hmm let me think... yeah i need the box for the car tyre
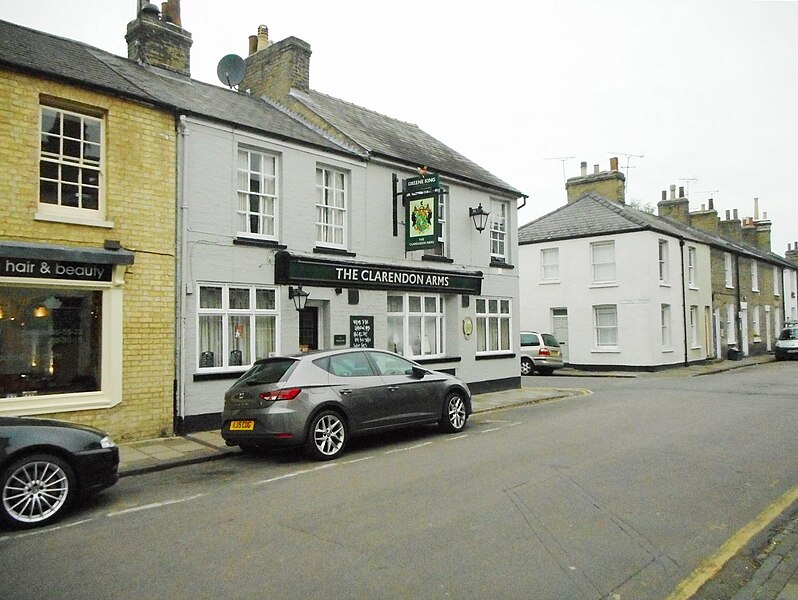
[306,410,347,461]
[520,357,534,376]
[0,453,76,529]
[440,392,468,433]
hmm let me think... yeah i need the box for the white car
[775,321,798,361]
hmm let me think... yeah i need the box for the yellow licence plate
[230,420,255,431]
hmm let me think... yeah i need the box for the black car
[0,416,119,529]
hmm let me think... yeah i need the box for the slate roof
[519,192,794,268]
[291,90,523,197]
[0,19,521,197]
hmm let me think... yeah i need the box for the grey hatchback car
[221,348,471,460]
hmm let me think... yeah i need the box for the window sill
[659,282,671,288]
[591,348,620,353]
[589,282,618,289]
[421,255,454,264]
[414,356,462,365]
[0,391,120,416]
[193,370,248,382]
[540,279,560,285]
[689,286,699,291]
[475,352,516,360]
[313,246,356,257]
[233,237,286,249]
[490,260,514,270]
[35,211,114,229]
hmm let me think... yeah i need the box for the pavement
[116,352,795,600]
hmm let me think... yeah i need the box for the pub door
[298,307,319,351]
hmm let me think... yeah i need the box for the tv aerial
[216,54,246,89]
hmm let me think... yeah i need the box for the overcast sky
[4,0,797,255]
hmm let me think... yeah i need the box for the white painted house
[154,24,525,431]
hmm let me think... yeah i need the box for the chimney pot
[708,198,714,210]
[248,35,258,56]
[725,210,731,220]
[257,25,269,51]
[580,161,587,176]
[763,211,768,220]
[610,156,619,171]
[679,186,685,198]
[733,208,738,220]
[661,190,667,201]
[670,184,676,200]
[593,164,599,175]
[701,204,706,211]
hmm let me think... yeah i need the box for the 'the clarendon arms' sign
[275,251,482,295]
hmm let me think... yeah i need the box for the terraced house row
[0,3,524,440]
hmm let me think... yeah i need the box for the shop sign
[0,256,113,282]
[350,316,374,348]
[404,173,440,251]
[275,251,483,295]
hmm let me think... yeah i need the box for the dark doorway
[299,307,319,351]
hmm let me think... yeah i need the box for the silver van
[520,331,564,375]
[775,321,798,361]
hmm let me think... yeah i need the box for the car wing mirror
[410,366,428,378]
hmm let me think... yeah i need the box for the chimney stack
[565,158,626,204]
[126,0,192,76]
[241,26,312,98]
[657,182,689,223]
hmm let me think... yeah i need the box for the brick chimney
[565,157,625,204]
[688,197,719,234]
[241,25,312,98]
[657,184,689,223]
[786,242,798,267]
[718,208,743,242]
[126,0,192,77]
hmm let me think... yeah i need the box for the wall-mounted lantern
[288,285,309,311]
[469,203,490,233]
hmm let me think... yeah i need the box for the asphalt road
[1,362,796,600]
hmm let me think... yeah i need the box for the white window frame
[593,304,618,349]
[661,304,672,349]
[315,166,347,249]
[540,248,559,282]
[751,260,759,292]
[658,239,670,285]
[0,278,123,416]
[724,252,734,288]
[690,305,700,348]
[386,293,445,359]
[475,297,512,355]
[490,200,508,263]
[424,189,448,258]
[36,104,112,228]
[688,246,697,289]
[237,148,278,241]
[591,241,616,285]
[197,283,279,371]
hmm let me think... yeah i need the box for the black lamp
[469,203,490,233]
[288,285,309,311]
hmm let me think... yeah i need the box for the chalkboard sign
[350,315,374,348]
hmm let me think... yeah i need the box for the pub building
[175,24,527,432]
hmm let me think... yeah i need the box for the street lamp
[469,203,490,233]
[288,285,309,311]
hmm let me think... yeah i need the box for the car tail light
[539,347,551,356]
[259,388,302,401]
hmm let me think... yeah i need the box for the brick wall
[0,69,176,441]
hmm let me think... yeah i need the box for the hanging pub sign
[404,173,440,251]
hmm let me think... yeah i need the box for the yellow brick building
[0,59,176,441]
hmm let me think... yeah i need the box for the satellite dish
[216,54,246,88]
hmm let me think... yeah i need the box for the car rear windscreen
[235,358,297,385]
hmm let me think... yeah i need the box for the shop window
[316,166,347,249]
[475,297,511,355]
[38,104,108,226]
[197,284,278,370]
[237,148,278,240]
[386,293,444,358]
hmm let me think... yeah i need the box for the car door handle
[388,386,399,392]
[339,389,352,395]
